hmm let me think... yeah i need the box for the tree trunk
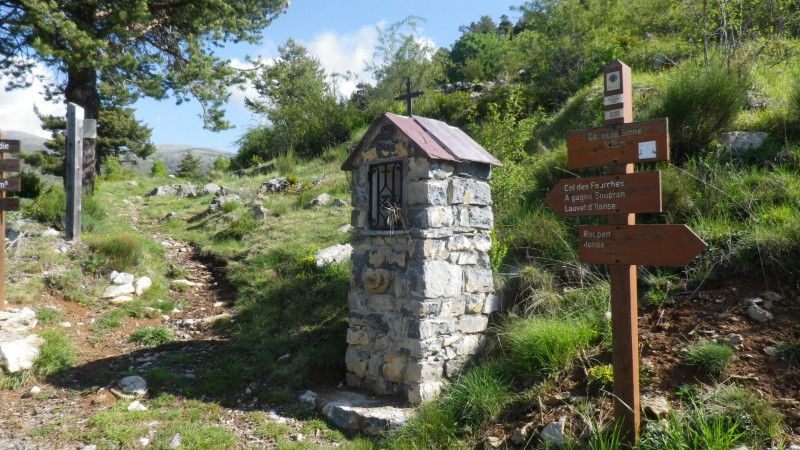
[65,67,99,194]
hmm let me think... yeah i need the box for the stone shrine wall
[346,151,499,404]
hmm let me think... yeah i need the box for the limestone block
[345,347,368,377]
[408,207,453,229]
[445,356,467,378]
[409,228,454,239]
[346,328,371,346]
[447,235,472,252]
[408,157,454,181]
[349,311,389,332]
[367,355,384,378]
[346,372,362,388]
[102,283,135,299]
[410,239,449,261]
[473,233,492,252]
[407,381,445,405]
[355,165,369,186]
[369,295,396,312]
[393,276,408,299]
[452,335,483,356]
[364,376,395,396]
[718,131,767,153]
[405,359,444,383]
[368,249,407,268]
[374,335,392,352]
[440,298,466,317]
[351,209,367,229]
[457,208,470,227]
[408,319,454,340]
[449,179,492,205]
[457,251,479,265]
[401,300,442,317]
[351,186,368,207]
[407,181,448,206]
[348,291,369,311]
[464,268,494,293]
[363,269,393,294]
[394,337,443,359]
[465,294,485,314]
[478,253,491,267]
[468,206,494,229]
[455,163,491,180]
[382,361,405,383]
[409,261,463,298]
[0,334,44,373]
[442,334,462,348]
[457,315,489,334]
[482,294,501,314]
[0,308,38,333]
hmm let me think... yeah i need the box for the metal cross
[394,77,423,116]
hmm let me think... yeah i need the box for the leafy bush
[777,338,800,367]
[101,157,135,181]
[150,159,169,177]
[681,341,734,376]
[645,59,751,163]
[18,170,43,198]
[502,316,595,379]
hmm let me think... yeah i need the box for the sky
[0,1,522,153]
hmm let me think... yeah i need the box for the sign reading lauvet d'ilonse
[546,172,662,217]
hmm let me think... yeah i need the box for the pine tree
[177,152,202,179]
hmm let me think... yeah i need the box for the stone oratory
[341,112,502,404]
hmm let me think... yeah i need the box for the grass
[777,338,800,366]
[86,231,144,272]
[502,316,595,380]
[35,330,78,377]
[681,341,735,377]
[130,326,174,346]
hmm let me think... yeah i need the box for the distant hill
[137,144,232,175]
[3,130,49,153]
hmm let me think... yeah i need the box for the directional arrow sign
[546,172,662,217]
[0,159,20,172]
[567,118,669,169]
[579,224,707,266]
[0,140,21,154]
[0,198,19,211]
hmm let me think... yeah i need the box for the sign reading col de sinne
[567,118,669,169]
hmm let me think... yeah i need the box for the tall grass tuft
[446,362,513,429]
[502,317,595,379]
[35,330,78,377]
[87,232,144,272]
[637,406,745,450]
[681,341,734,377]
[646,58,750,163]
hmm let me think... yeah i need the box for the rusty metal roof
[342,112,502,170]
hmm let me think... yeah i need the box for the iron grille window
[368,161,403,230]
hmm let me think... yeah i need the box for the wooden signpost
[547,60,707,446]
[0,136,22,310]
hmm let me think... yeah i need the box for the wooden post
[66,103,84,241]
[603,60,640,445]
[0,130,6,310]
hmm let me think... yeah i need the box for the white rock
[315,243,352,268]
[40,229,60,237]
[0,334,45,373]
[306,193,331,207]
[109,296,134,305]
[168,433,182,448]
[200,183,221,196]
[102,283,135,299]
[540,417,568,448]
[0,308,38,333]
[127,400,148,411]
[134,276,153,295]
[747,305,773,323]
[213,302,224,308]
[59,322,72,328]
[299,390,317,408]
[724,334,743,348]
[718,131,767,153]
[173,279,203,288]
[119,375,148,396]
[22,385,41,398]
[110,272,135,285]
[139,437,150,446]
[338,224,353,234]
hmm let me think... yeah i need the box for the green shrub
[81,194,108,232]
[35,330,77,377]
[502,316,595,379]
[637,406,745,450]
[87,232,144,272]
[25,187,66,230]
[150,159,169,177]
[645,59,751,163]
[777,338,800,367]
[447,362,513,429]
[681,341,734,376]
[36,307,62,325]
[101,157,134,181]
[275,150,297,176]
[130,327,173,347]
[699,384,783,445]
[18,170,43,199]
[212,156,231,172]
[224,212,257,240]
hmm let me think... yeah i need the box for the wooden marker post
[548,60,707,446]
[603,61,641,445]
[0,133,22,311]
[65,103,84,241]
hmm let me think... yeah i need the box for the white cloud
[308,25,378,96]
[0,64,62,137]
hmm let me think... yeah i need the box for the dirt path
[0,217,337,448]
